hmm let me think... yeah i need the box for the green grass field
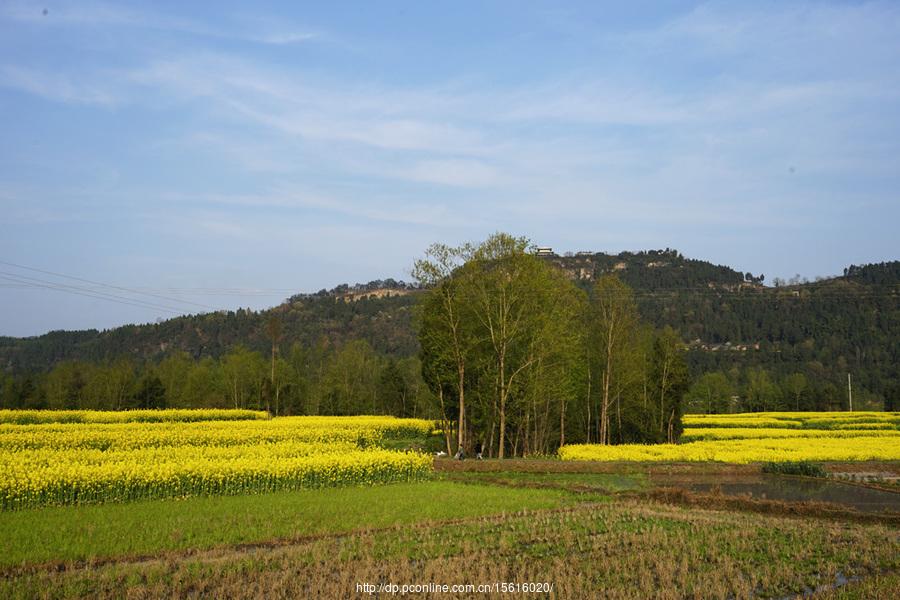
[0,481,577,567]
[2,469,898,599]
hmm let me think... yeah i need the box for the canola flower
[561,411,900,464]
[0,416,434,452]
[0,413,435,510]
[683,411,900,430]
[559,436,900,464]
[0,409,269,425]
[681,428,900,442]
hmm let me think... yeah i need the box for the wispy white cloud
[2,0,899,272]
[155,188,472,229]
[398,159,502,188]
[0,65,118,105]
[158,132,297,174]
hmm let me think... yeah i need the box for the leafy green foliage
[761,461,827,478]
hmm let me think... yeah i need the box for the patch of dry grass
[4,498,897,599]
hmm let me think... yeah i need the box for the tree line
[685,367,896,413]
[3,252,896,416]
[2,234,896,447]
[414,233,689,458]
[0,337,435,419]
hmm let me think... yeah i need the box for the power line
[0,273,184,315]
[0,260,220,311]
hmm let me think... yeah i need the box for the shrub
[761,461,827,478]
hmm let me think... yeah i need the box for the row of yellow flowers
[681,427,900,442]
[559,436,900,464]
[1,442,431,510]
[0,416,435,451]
[561,411,900,464]
[0,413,436,510]
[0,409,269,424]
[683,411,900,430]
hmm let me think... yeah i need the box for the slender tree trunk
[498,351,507,458]
[560,395,566,447]
[270,341,276,414]
[438,387,452,454]
[616,390,623,445]
[659,359,670,436]
[600,321,615,445]
[585,366,591,443]
[488,419,495,458]
[600,366,611,445]
[457,363,465,452]
[523,409,529,457]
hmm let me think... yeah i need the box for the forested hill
[0,284,421,373]
[1,252,898,401]
[546,248,760,290]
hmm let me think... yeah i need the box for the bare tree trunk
[510,426,517,457]
[523,409,530,457]
[498,351,507,458]
[438,387,452,454]
[600,365,611,445]
[488,419,495,458]
[615,390,622,445]
[659,359,670,436]
[270,340,275,415]
[457,363,465,452]
[585,365,591,443]
[541,393,551,454]
[600,319,616,445]
[560,394,566,447]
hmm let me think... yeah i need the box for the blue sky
[1,1,898,337]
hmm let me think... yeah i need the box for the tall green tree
[413,242,475,452]
[265,315,283,414]
[157,352,193,408]
[744,368,781,412]
[221,345,265,409]
[377,359,411,417]
[465,234,556,458]
[650,327,689,443]
[588,275,640,445]
[685,372,733,414]
[184,357,222,408]
[44,361,88,410]
[134,374,166,409]
[321,340,380,415]
[417,233,588,457]
[782,373,809,411]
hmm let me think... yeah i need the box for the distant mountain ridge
[544,248,762,289]
[1,251,897,399]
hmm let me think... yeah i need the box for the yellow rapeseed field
[0,412,435,510]
[683,411,900,430]
[681,428,900,442]
[0,408,269,424]
[560,411,900,464]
